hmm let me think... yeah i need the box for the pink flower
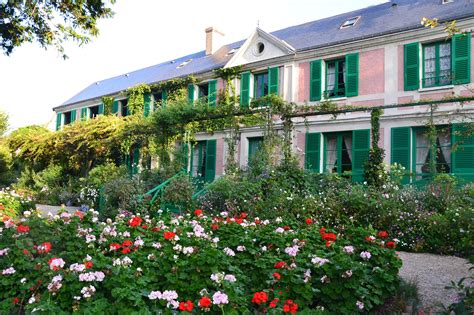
[212,291,229,305]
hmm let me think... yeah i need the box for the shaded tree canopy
[0,0,115,58]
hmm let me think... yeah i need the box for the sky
[0,0,387,131]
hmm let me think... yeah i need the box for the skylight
[340,16,360,29]
[176,59,193,69]
[226,48,238,56]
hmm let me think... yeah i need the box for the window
[190,140,217,187]
[121,99,129,117]
[198,83,209,99]
[325,59,346,98]
[340,16,360,29]
[248,137,264,162]
[177,59,192,69]
[324,132,352,175]
[63,111,72,125]
[154,92,164,109]
[413,127,451,180]
[192,141,207,178]
[254,72,269,98]
[89,105,100,119]
[423,41,452,87]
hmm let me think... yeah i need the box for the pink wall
[398,45,404,92]
[359,48,385,95]
[420,91,454,101]
[298,62,310,102]
[296,132,305,168]
[216,138,224,176]
[350,99,384,107]
[378,128,384,148]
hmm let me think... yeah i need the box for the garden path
[397,251,473,312]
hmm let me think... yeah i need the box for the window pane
[337,61,346,97]
[424,46,436,87]
[326,62,336,97]
[325,134,337,173]
[439,43,451,85]
[436,128,451,173]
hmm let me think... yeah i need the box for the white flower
[343,246,354,254]
[2,267,16,275]
[28,296,36,304]
[275,217,283,223]
[360,251,371,260]
[342,270,353,278]
[223,247,235,257]
[284,245,299,257]
[212,291,229,305]
[211,273,224,283]
[161,290,178,301]
[224,274,236,282]
[49,258,65,270]
[23,211,31,217]
[182,247,194,255]
[0,248,10,256]
[236,245,246,252]
[81,285,96,298]
[134,237,144,247]
[212,237,220,243]
[311,256,330,266]
[356,300,364,310]
[70,263,86,272]
[275,227,285,233]
[148,291,162,300]
[20,278,27,283]
[152,242,162,249]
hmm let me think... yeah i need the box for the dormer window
[340,16,360,29]
[177,59,193,69]
[226,48,238,56]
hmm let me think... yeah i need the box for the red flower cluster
[164,231,176,240]
[36,242,52,254]
[121,240,133,254]
[378,231,389,238]
[128,216,143,227]
[84,261,93,269]
[274,261,286,269]
[12,297,19,305]
[110,243,121,251]
[16,225,30,233]
[320,228,337,247]
[198,296,211,308]
[74,211,85,220]
[273,272,281,280]
[178,300,193,312]
[305,218,313,225]
[269,298,279,308]
[252,291,268,304]
[283,299,298,314]
[386,241,396,249]
[194,209,203,216]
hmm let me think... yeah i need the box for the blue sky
[0,0,387,131]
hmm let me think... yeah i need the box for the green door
[190,140,217,190]
[248,137,264,163]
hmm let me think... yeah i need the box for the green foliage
[101,96,114,116]
[0,110,8,136]
[442,268,474,314]
[0,140,13,187]
[124,83,151,116]
[0,189,34,219]
[153,76,196,102]
[365,109,389,187]
[85,163,128,190]
[0,211,401,313]
[0,0,116,58]
[102,176,144,218]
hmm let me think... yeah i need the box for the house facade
[53,0,474,184]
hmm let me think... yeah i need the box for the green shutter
[208,80,217,107]
[404,42,420,91]
[452,123,474,181]
[70,110,77,123]
[352,129,370,182]
[162,90,168,108]
[144,93,151,117]
[188,84,195,104]
[391,127,411,184]
[305,133,321,172]
[248,137,263,161]
[81,108,88,121]
[309,60,322,101]
[452,33,471,85]
[112,100,119,114]
[98,103,104,115]
[345,53,359,97]
[240,71,251,107]
[205,140,217,182]
[56,113,62,131]
[268,67,279,95]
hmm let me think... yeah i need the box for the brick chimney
[205,27,225,55]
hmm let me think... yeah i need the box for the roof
[58,0,474,109]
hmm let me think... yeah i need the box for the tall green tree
[0,0,115,58]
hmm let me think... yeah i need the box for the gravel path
[397,251,473,312]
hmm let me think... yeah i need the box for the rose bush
[0,209,401,314]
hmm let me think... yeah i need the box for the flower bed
[0,210,401,314]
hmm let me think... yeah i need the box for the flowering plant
[0,209,401,313]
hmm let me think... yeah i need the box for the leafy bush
[85,163,128,190]
[102,176,144,218]
[0,189,35,219]
[0,210,401,314]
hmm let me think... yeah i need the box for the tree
[0,0,115,58]
[0,110,7,136]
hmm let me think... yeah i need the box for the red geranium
[305,218,313,225]
[319,227,326,234]
[283,300,298,314]
[164,231,176,240]
[283,226,290,231]
[16,225,30,233]
[12,297,19,305]
[128,216,143,227]
[84,261,93,269]
[378,231,389,238]
[322,233,337,242]
[194,209,203,216]
[235,218,243,225]
[240,212,247,219]
[269,298,279,308]
[273,272,281,280]
[211,224,219,230]
[121,248,131,254]
[74,211,85,220]
[326,241,332,248]
[110,243,121,251]
[122,240,133,247]
[198,296,212,308]
[252,291,268,304]
[274,261,286,269]
[23,249,29,255]
[255,219,261,225]
[37,242,52,254]
[179,300,194,312]
[386,241,396,249]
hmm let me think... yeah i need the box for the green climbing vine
[124,83,151,116]
[101,96,114,115]
[364,108,388,187]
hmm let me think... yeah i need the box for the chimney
[205,27,225,55]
